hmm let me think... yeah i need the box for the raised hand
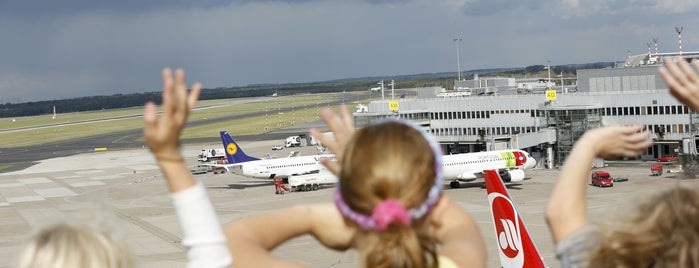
[659,57,699,111]
[310,104,354,175]
[586,125,653,159]
[143,68,201,160]
[143,68,201,192]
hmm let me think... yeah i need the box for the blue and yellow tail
[219,131,260,163]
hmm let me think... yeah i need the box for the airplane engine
[456,173,477,180]
[498,169,525,182]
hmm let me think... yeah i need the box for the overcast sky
[1,0,698,103]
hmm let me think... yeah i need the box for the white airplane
[443,150,536,188]
[217,131,335,180]
[370,86,382,92]
[483,169,547,268]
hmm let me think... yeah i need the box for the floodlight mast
[453,38,462,81]
[378,80,385,101]
[388,80,395,100]
[546,61,552,89]
[676,26,683,57]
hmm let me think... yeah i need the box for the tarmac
[1,139,698,268]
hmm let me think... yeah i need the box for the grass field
[0,92,365,148]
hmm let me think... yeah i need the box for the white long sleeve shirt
[171,181,232,268]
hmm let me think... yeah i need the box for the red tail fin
[483,169,547,268]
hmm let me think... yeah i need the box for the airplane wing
[204,162,241,173]
[484,170,547,268]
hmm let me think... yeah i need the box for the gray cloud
[2,0,699,103]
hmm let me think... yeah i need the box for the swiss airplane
[484,169,547,268]
[443,150,536,188]
[217,131,335,179]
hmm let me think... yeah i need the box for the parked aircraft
[483,169,547,268]
[217,131,335,179]
[370,86,382,92]
[443,150,536,188]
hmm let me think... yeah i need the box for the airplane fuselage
[232,154,335,179]
[442,150,536,181]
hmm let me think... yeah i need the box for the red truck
[591,170,613,187]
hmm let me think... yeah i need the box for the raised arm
[659,57,699,111]
[144,68,201,192]
[545,125,652,244]
[144,68,231,267]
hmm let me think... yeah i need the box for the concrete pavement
[0,140,696,267]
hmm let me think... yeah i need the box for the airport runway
[1,139,697,267]
[0,93,360,173]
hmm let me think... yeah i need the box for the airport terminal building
[353,52,699,168]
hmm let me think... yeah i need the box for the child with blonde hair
[16,222,131,268]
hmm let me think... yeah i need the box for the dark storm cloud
[2,0,699,103]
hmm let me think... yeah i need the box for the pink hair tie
[372,199,411,230]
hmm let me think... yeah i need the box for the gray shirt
[555,226,597,268]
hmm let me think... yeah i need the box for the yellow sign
[389,101,399,111]
[226,143,238,156]
[546,90,557,101]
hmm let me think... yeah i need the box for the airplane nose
[526,157,536,169]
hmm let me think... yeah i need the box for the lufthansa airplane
[216,131,335,180]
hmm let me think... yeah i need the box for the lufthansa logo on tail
[488,192,524,268]
[226,143,237,156]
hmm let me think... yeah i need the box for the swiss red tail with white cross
[484,169,547,268]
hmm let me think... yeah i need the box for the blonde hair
[588,185,699,268]
[16,222,132,268]
[339,121,439,268]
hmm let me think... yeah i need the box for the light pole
[546,61,552,89]
[378,80,385,101]
[558,72,563,91]
[676,26,683,56]
[388,80,395,100]
[453,38,462,81]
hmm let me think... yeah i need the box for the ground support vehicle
[288,172,338,192]
[591,170,613,187]
[651,164,663,176]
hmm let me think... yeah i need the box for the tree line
[0,62,613,118]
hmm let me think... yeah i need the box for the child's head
[335,118,444,267]
[16,222,132,268]
[590,184,699,267]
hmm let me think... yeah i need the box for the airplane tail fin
[484,169,547,268]
[219,131,260,163]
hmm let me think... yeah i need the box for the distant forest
[0,62,614,118]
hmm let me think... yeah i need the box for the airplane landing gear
[450,180,461,189]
